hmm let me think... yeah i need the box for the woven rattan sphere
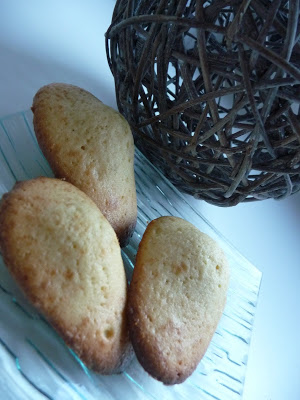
[106,0,300,206]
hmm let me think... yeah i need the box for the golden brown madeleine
[0,177,133,373]
[32,83,137,247]
[127,216,229,384]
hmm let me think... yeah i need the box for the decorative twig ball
[106,0,300,206]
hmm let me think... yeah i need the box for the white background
[0,1,300,399]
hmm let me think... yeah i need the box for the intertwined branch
[106,0,300,206]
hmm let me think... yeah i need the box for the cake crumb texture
[32,83,137,247]
[0,177,133,373]
[127,216,229,384]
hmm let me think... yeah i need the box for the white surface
[0,1,299,399]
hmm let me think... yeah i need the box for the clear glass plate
[0,110,262,400]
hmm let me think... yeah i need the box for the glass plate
[0,110,262,400]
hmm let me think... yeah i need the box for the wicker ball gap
[106,0,300,206]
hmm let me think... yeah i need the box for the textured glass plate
[0,110,262,400]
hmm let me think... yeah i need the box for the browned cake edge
[127,217,228,384]
[31,83,137,248]
[0,178,134,374]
